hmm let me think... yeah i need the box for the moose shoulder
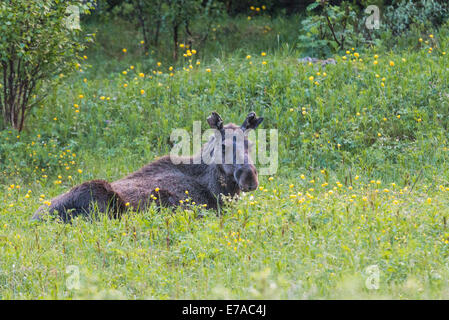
[32,111,263,222]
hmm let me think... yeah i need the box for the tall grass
[1,16,449,299]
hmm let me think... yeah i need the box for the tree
[109,0,223,61]
[167,0,223,61]
[0,0,94,132]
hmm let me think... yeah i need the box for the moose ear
[241,111,263,131]
[207,112,224,130]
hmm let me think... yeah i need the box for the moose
[31,111,263,222]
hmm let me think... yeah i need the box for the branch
[324,13,341,47]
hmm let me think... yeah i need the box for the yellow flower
[354,52,359,58]
[122,48,127,53]
[140,40,145,44]
[78,169,83,173]
[309,76,314,81]
[374,54,379,59]
[139,73,145,78]
[155,187,160,192]
[79,94,84,99]
[157,62,161,67]
[100,96,105,100]
[246,55,251,59]
[140,89,145,95]
[262,61,267,65]
[179,43,185,48]
[206,68,211,72]
[261,52,267,56]
[125,202,130,207]
[389,60,395,67]
[122,71,127,75]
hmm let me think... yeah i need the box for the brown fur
[31,112,263,222]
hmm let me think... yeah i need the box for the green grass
[1,17,449,299]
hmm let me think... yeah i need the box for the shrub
[0,0,94,132]
[383,0,449,36]
[298,0,449,57]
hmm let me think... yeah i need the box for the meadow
[1,15,449,299]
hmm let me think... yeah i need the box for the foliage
[0,0,94,132]
[298,0,362,57]
[383,0,449,36]
[2,6,449,300]
[100,0,224,61]
[298,0,449,56]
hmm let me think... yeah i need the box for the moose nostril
[241,183,257,191]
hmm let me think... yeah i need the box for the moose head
[205,111,264,192]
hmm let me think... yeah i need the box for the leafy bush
[298,0,449,57]
[383,0,448,36]
[298,0,361,57]
[0,0,93,132]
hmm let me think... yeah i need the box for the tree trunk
[136,0,150,53]
[173,23,179,61]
